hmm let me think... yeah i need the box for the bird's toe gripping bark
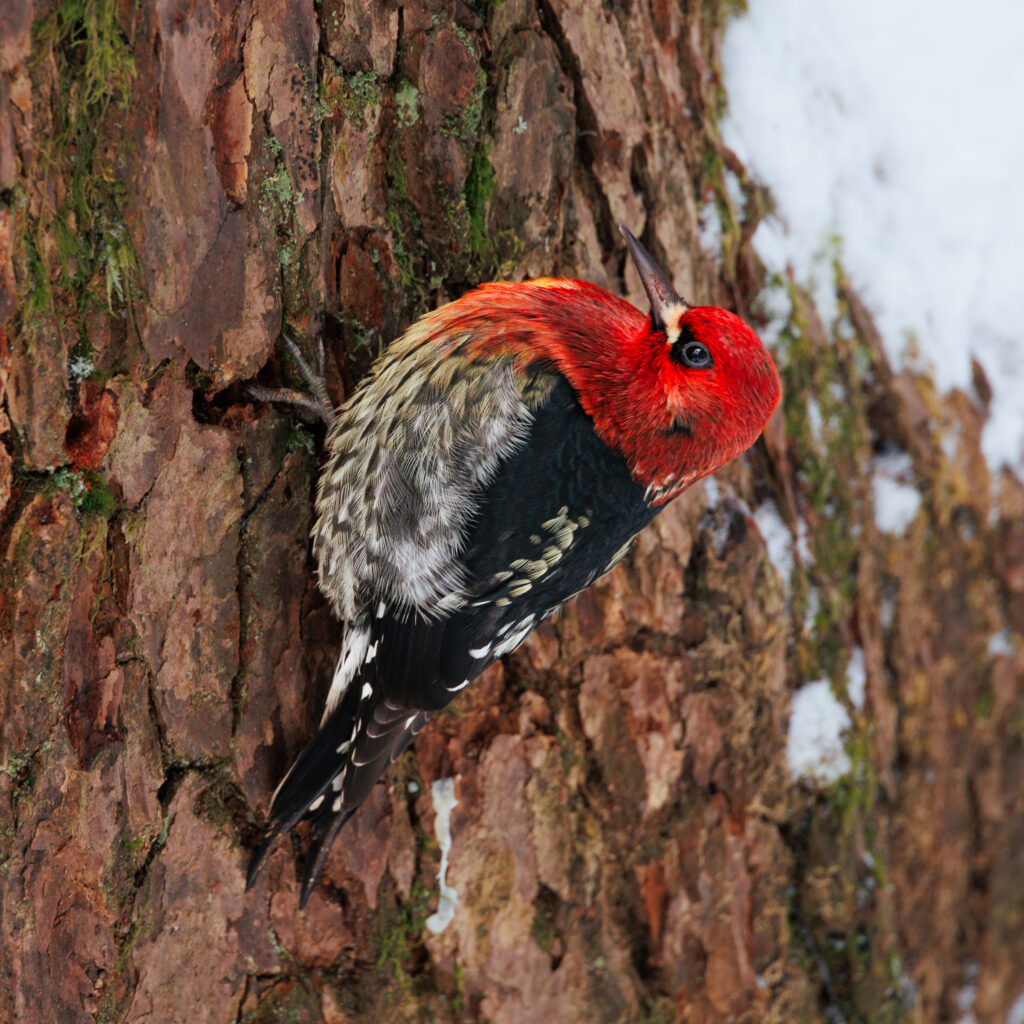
[247,334,336,428]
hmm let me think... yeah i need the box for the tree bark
[2,1,1023,1022]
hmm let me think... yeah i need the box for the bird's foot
[247,334,336,428]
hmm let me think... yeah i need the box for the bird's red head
[431,228,781,504]
[589,230,782,502]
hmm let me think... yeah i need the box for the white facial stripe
[662,302,689,346]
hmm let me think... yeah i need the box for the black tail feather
[246,830,280,891]
[246,678,429,902]
[245,684,363,894]
[299,803,355,907]
[247,604,447,902]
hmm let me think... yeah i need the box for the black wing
[250,375,656,904]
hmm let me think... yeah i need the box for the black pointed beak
[619,224,689,331]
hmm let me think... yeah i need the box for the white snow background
[722,0,1024,471]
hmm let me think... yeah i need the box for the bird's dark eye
[669,324,714,368]
[678,340,713,369]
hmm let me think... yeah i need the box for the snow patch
[872,451,921,534]
[1006,988,1024,1024]
[425,777,460,934]
[703,475,720,507]
[722,0,1024,473]
[801,586,820,636]
[723,167,745,214]
[956,961,980,1024]
[845,647,866,710]
[805,397,824,445]
[754,278,793,350]
[753,500,794,584]
[697,200,723,257]
[795,517,813,565]
[787,680,851,783]
[988,629,1013,659]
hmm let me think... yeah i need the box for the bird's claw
[249,334,336,428]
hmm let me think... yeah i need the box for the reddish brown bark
[2,2,1023,1022]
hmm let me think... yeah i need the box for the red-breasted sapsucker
[249,227,781,904]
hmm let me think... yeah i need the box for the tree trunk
[2,1,1023,1022]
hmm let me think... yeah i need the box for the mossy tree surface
[1,2,1023,1023]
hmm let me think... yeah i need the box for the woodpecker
[248,227,781,905]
